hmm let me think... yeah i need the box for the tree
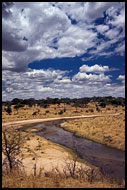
[14,102,25,111]
[11,98,22,105]
[99,102,106,108]
[58,110,64,115]
[5,106,12,115]
[73,102,79,112]
[96,106,100,112]
[2,127,33,172]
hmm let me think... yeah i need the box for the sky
[2,2,125,101]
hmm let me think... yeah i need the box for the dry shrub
[2,159,125,188]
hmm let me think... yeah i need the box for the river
[30,120,125,183]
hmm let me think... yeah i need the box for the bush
[99,102,106,108]
[63,108,66,112]
[96,107,100,112]
[32,112,37,116]
[89,109,94,112]
[14,103,25,110]
[58,110,64,115]
[5,106,12,115]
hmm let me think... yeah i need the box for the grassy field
[2,103,125,188]
[61,113,125,151]
[4,128,124,188]
[2,170,125,188]
[2,103,125,151]
[2,102,124,122]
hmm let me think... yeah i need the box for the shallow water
[32,120,125,183]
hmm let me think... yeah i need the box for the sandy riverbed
[2,113,120,176]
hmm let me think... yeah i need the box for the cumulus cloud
[96,24,109,34]
[72,72,111,83]
[117,75,125,84]
[2,2,14,18]
[2,2,125,72]
[2,28,28,52]
[79,64,110,73]
[2,2,125,100]
[2,65,125,101]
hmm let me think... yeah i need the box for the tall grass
[2,157,125,188]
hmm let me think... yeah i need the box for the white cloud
[72,72,110,83]
[37,86,52,92]
[104,28,121,40]
[79,64,109,73]
[2,2,125,100]
[83,2,117,21]
[96,24,109,33]
[117,75,125,80]
[2,66,125,101]
[106,5,125,28]
[2,2,125,72]
[114,41,125,56]
[117,75,125,84]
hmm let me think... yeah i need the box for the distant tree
[32,111,37,116]
[73,102,79,112]
[99,102,106,108]
[45,110,49,114]
[11,98,22,105]
[96,106,101,112]
[58,110,64,115]
[63,108,66,112]
[41,104,49,109]
[5,106,12,115]
[14,102,24,110]
[89,109,94,112]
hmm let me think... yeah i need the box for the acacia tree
[2,127,32,172]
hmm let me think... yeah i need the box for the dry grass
[2,103,124,123]
[2,103,125,188]
[61,112,125,151]
[2,169,125,188]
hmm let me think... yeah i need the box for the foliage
[5,106,12,115]
[2,96,125,107]
[58,110,64,115]
[2,128,26,171]
[96,106,101,112]
[99,102,106,108]
[32,111,37,116]
[14,102,25,110]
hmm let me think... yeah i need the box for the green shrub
[5,106,12,115]
[89,109,94,112]
[32,112,37,116]
[58,110,64,115]
[96,107,100,112]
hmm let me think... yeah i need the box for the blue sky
[2,2,125,100]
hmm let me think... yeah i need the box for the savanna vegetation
[2,127,125,188]
[61,113,125,151]
[2,96,125,122]
[2,96,125,188]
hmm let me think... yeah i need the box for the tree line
[2,96,125,115]
[2,96,125,107]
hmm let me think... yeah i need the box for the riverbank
[2,124,125,188]
[60,113,125,151]
[2,113,125,188]
[2,112,121,127]
[3,170,124,188]
[3,112,124,151]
